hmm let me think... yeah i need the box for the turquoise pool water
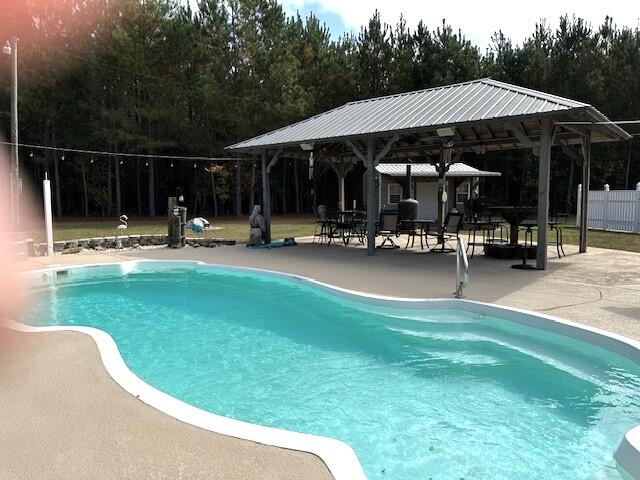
[24,263,640,480]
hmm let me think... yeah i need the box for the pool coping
[13,259,640,480]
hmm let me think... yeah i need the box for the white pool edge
[16,259,640,480]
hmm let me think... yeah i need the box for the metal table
[485,206,538,269]
[400,219,434,250]
[485,206,536,245]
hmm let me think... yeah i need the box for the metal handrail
[455,237,469,299]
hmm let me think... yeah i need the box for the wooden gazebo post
[579,130,592,253]
[536,118,554,270]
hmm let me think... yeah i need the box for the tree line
[1,0,639,219]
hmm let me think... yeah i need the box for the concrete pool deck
[4,240,640,479]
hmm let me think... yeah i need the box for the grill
[398,198,418,223]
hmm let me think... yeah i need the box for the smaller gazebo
[376,162,500,219]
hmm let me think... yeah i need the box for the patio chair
[549,201,570,257]
[475,198,509,245]
[376,204,400,249]
[313,205,331,244]
[428,211,464,252]
[465,218,497,258]
[347,210,367,245]
[518,207,539,249]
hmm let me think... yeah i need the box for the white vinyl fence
[577,183,640,233]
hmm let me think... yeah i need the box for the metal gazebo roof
[229,78,631,269]
[227,78,630,153]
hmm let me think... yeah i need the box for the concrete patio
[4,241,640,480]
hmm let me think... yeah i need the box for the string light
[170,162,174,168]
[29,151,33,157]
[145,160,149,167]
[61,152,65,160]
[0,140,245,163]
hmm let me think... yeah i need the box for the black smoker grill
[398,198,418,223]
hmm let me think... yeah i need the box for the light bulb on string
[145,160,149,167]
[170,162,174,168]
[193,162,197,169]
[29,151,34,158]
[61,152,65,161]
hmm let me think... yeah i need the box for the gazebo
[226,78,630,269]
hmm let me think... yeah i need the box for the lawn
[517,225,640,254]
[33,215,318,244]
[28,215,640,253]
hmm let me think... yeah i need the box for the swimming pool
[21,261,640,480]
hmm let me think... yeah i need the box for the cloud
[280,0,640,48]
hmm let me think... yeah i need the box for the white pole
[43,174,53,256]
[10,37,19,227]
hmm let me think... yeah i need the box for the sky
[278,0,640,49]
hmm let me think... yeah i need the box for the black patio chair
[347,210,367,245]
[313,205,332,244]
[376,204,400,249]
[428,211,464,252]
[549,201,571,257]
[518,206,538,249]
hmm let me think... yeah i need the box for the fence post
[576,184,582,227]
[602,184,610,230]
[635,183,640,233]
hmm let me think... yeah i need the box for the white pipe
[43,174,53,256]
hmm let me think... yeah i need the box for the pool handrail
[455,236,469,299]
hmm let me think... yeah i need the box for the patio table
[400,219,434,250]
[485,206,536,245]
[328,210,366,246]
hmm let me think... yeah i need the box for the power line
[0,141,251,161]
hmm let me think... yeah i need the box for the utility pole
[3,37,19,228]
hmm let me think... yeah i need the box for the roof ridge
[346,78,491,106]
[481,78,589,107]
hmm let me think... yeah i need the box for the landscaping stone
[28,234,233,256]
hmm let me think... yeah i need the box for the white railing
[577,183,640,233]
[455,237,469,299]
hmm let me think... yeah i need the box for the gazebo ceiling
[226,78,630,159]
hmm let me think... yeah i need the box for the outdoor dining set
[313,198,570,263]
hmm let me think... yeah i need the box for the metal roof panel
[227,78,627,150]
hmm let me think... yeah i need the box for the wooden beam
[536,118,553,270]
[559,142,582,165]
[469,126,480,141]
[266,147,283,173]
[261,150,271,244]
[366,137,376,255]
[374,135,400,164]
[346,139,366,163]
[560,124,590,137]
[330,159,356,210]
[506,122,540,156]
[579,131,592,253]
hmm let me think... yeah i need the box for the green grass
[28,215,640,253]
[30,215,318,244]
[524,225,640,253]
